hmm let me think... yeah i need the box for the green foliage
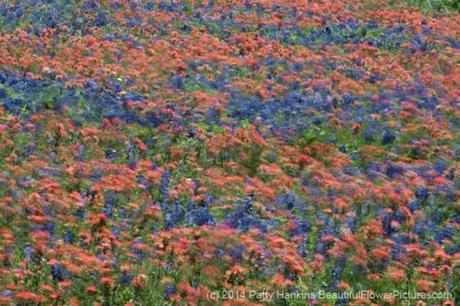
[391,0,460,12]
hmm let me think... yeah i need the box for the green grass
[391,0,460,12]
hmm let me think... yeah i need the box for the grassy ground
[392,0,460,12]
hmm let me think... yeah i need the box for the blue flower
[381,130,396,145]
[51,265,64,281]
[276,192,306,211]
[385,163,405,178]
[23,244,34,260]
[163,203,185,229]
[93,12,107,27]
[185,206,215,226]
[414,218,426,238]
[0,88,7,99]
[64,230,74,244]
[382,212,395,237]
[160,170,171,199]
[170,75,184,89]
[415,185,429,201]
[331,256,346,282]
[346,215,357,233]
[119,271,133,285]
[164,284,176,298]
[103,191,118,218]
[434,160,448,174]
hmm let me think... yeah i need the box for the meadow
[0,0,459,305]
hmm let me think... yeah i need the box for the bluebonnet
[112,227,120,238]
[335,297,349,306]
[362,125,378,142]
[185,201,215,226]
[385,163,405,178]
[0,290,12,299]
[381,130,396,145]
[23,245,34,260]
[445,243,460,256]
[276,192,306,211]
[43,204,53,216]
[331,256,346,283]
[367,162,383,173]
[392,234,410,260]
[21,145,36,158]
[415,185,429,201]
[75,144,85,162]
[225,196,267,232]
[434,160,448,173]
[434,226,454,243]
[414,218,426,239]
[37,167,61,177]
[0,88,7,99]
[382,212,394,237]
[230,215,267,232]
[93,12,107,27]
[127,141,138,168]
[160,170,171,200]
[131,238,149,261]
[136,175,153,193]
[51,264,64,281]
[410,33,429,53]
[417,95,439,110]
[369,72,385,83]
[431,209,445,223]
[343,166,360,176]
[298,244,308,258]
[314,218,337,254]
[346,215,357,233]
[164,284,176,298]
[294,219,312,236]
[64,230,74,244]
[207,107,220,122]
[214,247,225,259]
[230,245,245,261]
[82,0,99,10]
[84,79,98,90]
[170,75,184,89]
[44,222,56,235]
[408,200,421,213]
[103,191,118,218]
[163,203,185,229]
[119,271,133,285]
[394,210,405,223]
[447,37,460,49]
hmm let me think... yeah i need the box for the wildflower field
[0,0,459,305]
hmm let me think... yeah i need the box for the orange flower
[416,279,435,292]
[69,297,80,306]
[15,291,46,304]
[133,274,147,288]
[0,296,12,304]
[178,282,198,301]
[336,281,350,290]
[100,277,113,287]
[85,286,98,294]
[271,273,294,287]
[370,246,391,261]
[387,267,406,282]
[334,198,348,210]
